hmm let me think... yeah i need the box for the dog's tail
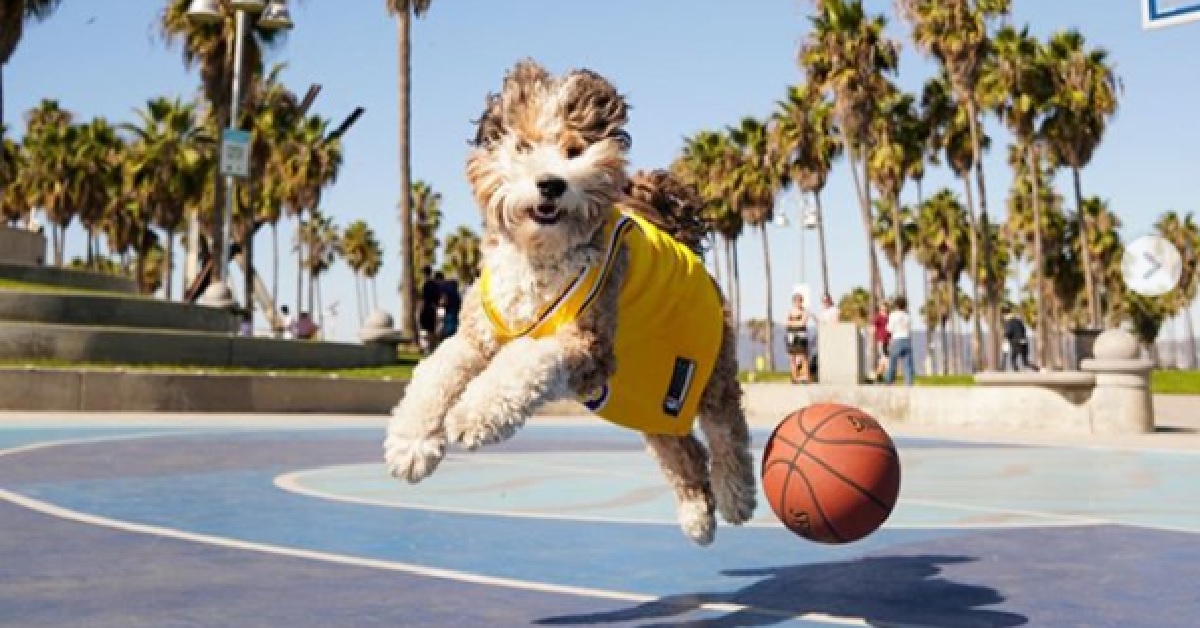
[620,169,709,255]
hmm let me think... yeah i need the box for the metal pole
[220,8,249,284]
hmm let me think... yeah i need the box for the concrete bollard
[358,310,406,346]
[817,322,865,385]
[1081,328,1155,434]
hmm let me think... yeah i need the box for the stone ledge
[0,322,398,369]
[0,262,138,294]
[0,291,238,333]
[0,368,407,414]
[975,371,1096,388]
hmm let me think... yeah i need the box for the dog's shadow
[535,555,1028,627]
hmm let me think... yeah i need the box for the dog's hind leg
[697,322,757,525]
[645,433,717,546]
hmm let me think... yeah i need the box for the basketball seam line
[806,436,898,456]
[774,405,811,539]
[793,458,847,544]
[797,447,893,512]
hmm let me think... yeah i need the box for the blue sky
[9,1,1200,341]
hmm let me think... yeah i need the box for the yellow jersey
[479,207,724,436]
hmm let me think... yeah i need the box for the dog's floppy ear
[471,93,504,147]
[562,68,630,148]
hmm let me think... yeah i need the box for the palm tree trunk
[308,272,316,316]
[396,10,417,341]
[0,66,5,136]
[960,175,985,373]
[890,195,907,298]
[711,234,723,290]
[732,237,742,333]
[295,215,304,315]
[1027,145,1048,371]
[272,222,279,320]
[355,272,364,325]
[723,235,735,309]
[371,276,379,309]
[815,190,832,300]
[924,268,935,372]
[165,231,175,300]
[965,98,1001,372]
[1183,307,1197,369]
[243,223,254,326]
[760,223,776,372]
[1072,166,1101,328]
[841,139,883,368]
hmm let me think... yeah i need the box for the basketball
[761,403,901,544]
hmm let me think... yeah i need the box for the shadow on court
[535,554,1027,628]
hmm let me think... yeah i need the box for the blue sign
[220,128,251,178]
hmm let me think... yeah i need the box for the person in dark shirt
[418,266,442,353]
[872,300,891,381]
[1003,306,1031,371]
[440,277,462,340]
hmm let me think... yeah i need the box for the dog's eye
[565,145,584,159]
[515,138,533,152]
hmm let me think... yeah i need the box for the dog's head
[466,59,631,257]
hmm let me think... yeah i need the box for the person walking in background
[785,292,812,384]
[885,296,915,386]
[872,300,891,382]
[818,293,839,325]
[1003,306,1032,371]
[440,277,462,340]
[277,305,293,339]
[417,266,442,354]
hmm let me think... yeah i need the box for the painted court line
[276,467,1099,531]
[0,488,870,627]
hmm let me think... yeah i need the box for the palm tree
[72,117,126,270]
[160,0,288,282]
[22,98,75,265]
[985,24,1055,367]
[278,113,343,313]
[363,231,384,310]
[1156,212,1200,368]
[728,117,783,371]
[340,219,372,324]
[921,72,991,371]
[125,97,205,298]
[0,129,25,225]
[868,87,926,298]
[411,180,442,275]
[872,200,918,292]
[442,225,481,287]
[1042,29,1122,329]
[770,83,843,299]
[301,211,340,325]
[799,0,898,317]
[0,0,62,132]
[674,130,743,320]
[898,0,1012,370]
[917,188,970,374]
[838,286,873,328]
[384,0,434,342]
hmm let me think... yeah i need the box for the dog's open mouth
[529,203,564,226]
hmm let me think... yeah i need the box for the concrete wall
[0,368,406,414]
[0,322,398,369]
[0,291,238,333]
[0,227,46,265]
[0,262,138,294]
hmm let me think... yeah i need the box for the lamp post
[188,0,293,309]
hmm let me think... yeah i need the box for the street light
[187,0,292,309]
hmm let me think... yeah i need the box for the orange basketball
[761,403,901,544]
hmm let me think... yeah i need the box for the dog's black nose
[536,175,567,200]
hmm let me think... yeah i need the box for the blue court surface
[1,420,1198,627]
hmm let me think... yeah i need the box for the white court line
[0,487,871,627]
[277,467,1098,531]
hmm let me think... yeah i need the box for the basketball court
[2,412,1198,627]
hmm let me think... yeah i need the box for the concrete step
[0,262,138,294]
[0,321,396,370]
[0,290,237,333]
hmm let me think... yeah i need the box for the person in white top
[884,295,915,386]
[818,293,839,325]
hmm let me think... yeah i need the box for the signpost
[1143,0,1200,29]
[220,128,251,179]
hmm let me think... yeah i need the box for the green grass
[0,278,133,297]
[0,358,415,381]
[1150,370,1200,395]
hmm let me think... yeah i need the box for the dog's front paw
[383,432,446,483]
[678,498,716,547]
[444,401,523,450]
